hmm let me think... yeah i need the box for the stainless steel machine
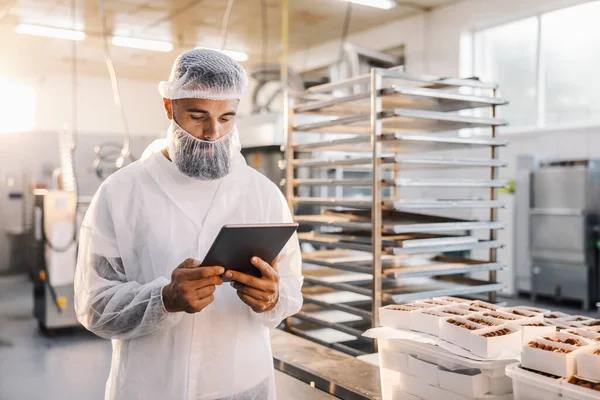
[515,157,600,309]
[31,189,80,333]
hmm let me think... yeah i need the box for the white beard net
[167,120,241,180]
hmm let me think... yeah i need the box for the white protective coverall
[74,142,303,400]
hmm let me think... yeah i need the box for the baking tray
[293,108,507,134]
[295,86,507,115]
[292,178,507,188]
[300,70,498,96]
[298,231,503,255]
[302,275,504,304]
[291,197,506,210]
[302,251,505,279]
[380,276,505,303]
[293,132,508,153]
[294,214,505,234]
[291,155,507,170]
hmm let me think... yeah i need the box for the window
[0,78,36,132]
[473,1,600,129]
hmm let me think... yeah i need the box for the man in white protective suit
[74,48,303,400]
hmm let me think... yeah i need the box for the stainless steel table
[275,370,337,399]
[271,329,382,400]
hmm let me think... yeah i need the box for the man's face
[163,97,240,141]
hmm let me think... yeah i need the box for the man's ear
[163,98,173,120]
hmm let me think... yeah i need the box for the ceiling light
[112,36,173,52]
[15,24,85,41]
[341,0,396,9]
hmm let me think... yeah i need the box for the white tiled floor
[0,275,111,400]
[0,275,336,400]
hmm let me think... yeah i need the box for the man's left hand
[225,257,279,313]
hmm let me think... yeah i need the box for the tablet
[201,223,299,280]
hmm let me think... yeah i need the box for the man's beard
[167,121,237,180]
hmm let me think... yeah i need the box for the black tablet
[201,223,299,280]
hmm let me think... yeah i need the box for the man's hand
[226,257,279,313]
[162,258,224,313]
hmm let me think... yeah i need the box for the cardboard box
[380,366,401,400]
[488,374,513,395]
[544,311,570,320]
[503,307,544,322]
[380,349,409,373]
[556,315,594,327]
[397,371,431,400]
[576,319,600,329]
[512,305,551,315]
[576,347,600,381]
[470,324,522,358]
[433,296,473,305]
[429,385,512,400]
[479,310,527,324]
[437,367,491,397]
[437,306,473,318]
[408,355,439,386]
[410,309,453,336]
[416,299,453,307]
[517,322,557,345]
[391,386,421,400]
[379,304,417,330]
[468,300,504,312]
[505,363,562,400]
[563,328,600,343]
[521,336,587,377]
[465,314,505,328]
[439,316,485,350]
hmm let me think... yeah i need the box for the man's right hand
[162,258,224,313]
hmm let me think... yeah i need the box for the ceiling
[0,0,458,80]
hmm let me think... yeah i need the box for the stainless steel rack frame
[283,68,508,355]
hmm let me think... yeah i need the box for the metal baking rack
[283,68,508,355]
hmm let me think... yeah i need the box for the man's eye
[191,115,205,121]
[220,118,231,123]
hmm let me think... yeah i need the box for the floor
[0,274,597,400]
[0,275,336,400]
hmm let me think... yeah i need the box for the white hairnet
[159,48,248,100]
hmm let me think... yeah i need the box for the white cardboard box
[563,327,600,342]
[468,300,504,312]
[437,367,491,397]
[439,317,485,350]
[503,307,545,322]
[397,371,431,400]
[379,305,417,330]
[380,349,409,373]
[576,319,600,330]
[576,347,600,381]
[556,315,594,327]
[488,374,513,395]
[513,305,551,315]
[470,324,522,358]
[433,296,473,305]
[521,337,587,377]
[408,355,439,386]
[429,385,512,400]
[479,310,527,324]
[505,363,562,400]
[410,309,453,336]
[391,386,421,400]
[517,323,557,345]
[464,314,504,328]
[437,306,473,319]
[417,299,453,307]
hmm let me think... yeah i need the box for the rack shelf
[294,108,507,134]
[293,132,508,153]
[283,67,508,355]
